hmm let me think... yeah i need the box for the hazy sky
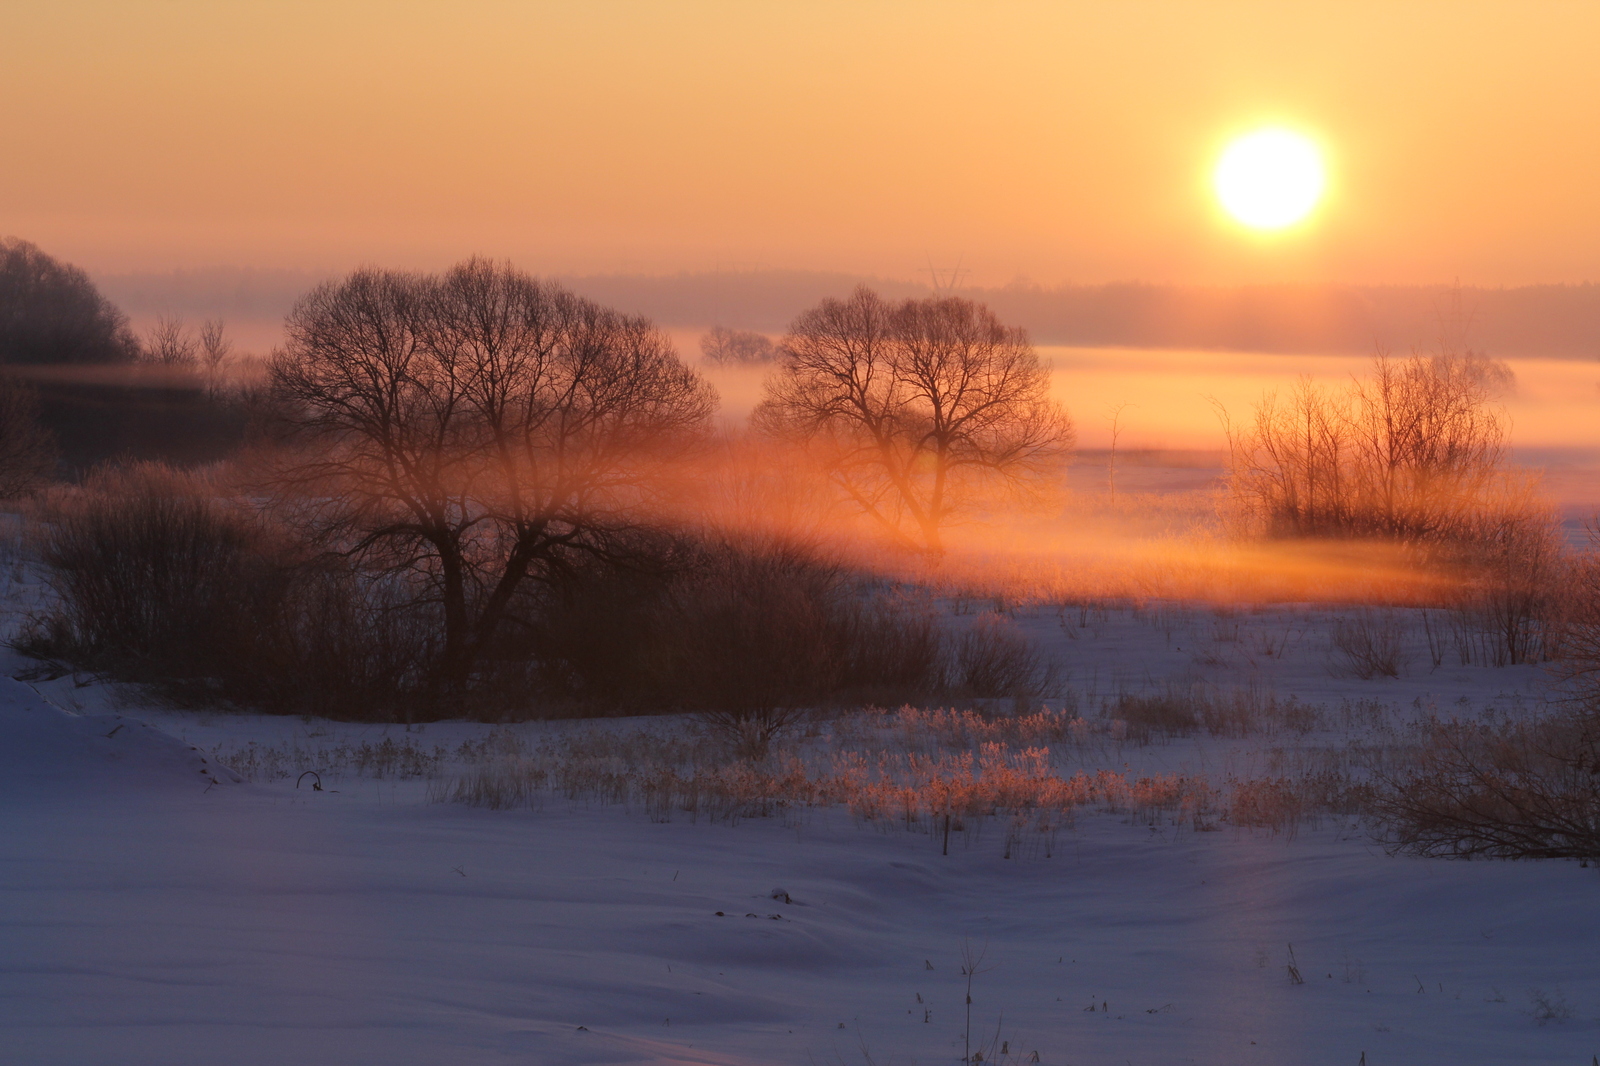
[6,1,1600,285]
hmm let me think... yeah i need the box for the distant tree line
[0,237,258,482]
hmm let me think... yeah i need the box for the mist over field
[6,3,1600,1065]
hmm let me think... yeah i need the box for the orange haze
[5,1,1600,285]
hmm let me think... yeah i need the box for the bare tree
[1347,351,1511,541]
[753,287,1073,554]
[0,375,56,496]
[198,319,232,372]
[699,325,776,365]
[142,314,200,368]
[1225,376,1352,537]
[270,259,717,694]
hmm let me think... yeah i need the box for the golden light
[1213,128,1326,230]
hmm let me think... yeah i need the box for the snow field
[2,603,1597,1065]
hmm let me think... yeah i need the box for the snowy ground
[4,595,1599,1066]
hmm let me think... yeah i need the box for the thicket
[1224,350,1566,664]
[16,462,1052,724]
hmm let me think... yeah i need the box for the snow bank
[0,679,236,796]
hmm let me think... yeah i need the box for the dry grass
[204,679,1551,853]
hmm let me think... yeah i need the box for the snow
[2,602,1598,1065]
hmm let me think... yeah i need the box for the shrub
[18,461,439,719]
[946,612,1051,701]
[21,463,283,683]
[1329,610,1408,679]
[0,375,55,496]
[528,537,954,746]
[1552,547,1600,702]
[1110,691,1200,743]
[1371,710,1600,860]
[1224,351,1515,545]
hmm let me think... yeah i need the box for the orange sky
[6,1,1600,285]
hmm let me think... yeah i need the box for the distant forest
[98,268,1600,358]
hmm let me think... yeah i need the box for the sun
[1213,128,1326,230]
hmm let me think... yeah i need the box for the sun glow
[1213,128,1326,230]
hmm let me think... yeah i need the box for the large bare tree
[270,259,716,692]
[753,287,1073,553]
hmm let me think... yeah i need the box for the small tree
[753,287,1073,554]
[270,259,716,697]
[141,314,200,368]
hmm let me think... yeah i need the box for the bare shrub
[1372,710,1600,860]
[0,375,55,496]
[1217,350,1568,664]
[1526,989,1575,1026]
[529,538,949,743]
[1224,350,1549,558]
[1445,493,1565,666]
[1110,691,1199,743]
[947,612,1050,701]
[20,463,283,683]
[1552,546,1600,702]
[141,314,200,368]
[1110,685,1319,743]
[664,544,852,758]
[18,461,439,719]
[1329,610,1408,679]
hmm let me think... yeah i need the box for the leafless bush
[20,463,283,682]
[1224,350,1530,549]
[529,538,950,745]
[1551,547,1600,703]
[1371,710,1600,860]
[17,461,440,719]
[947,612,1051,701]
[1526,989,1575,1026]
[1444,496,1565,666]
[141,314,200,368]
[666,546,951,756]
[1110,691,1199,743]
[0,375,55,497]
[1110,685,1319,743]
[1329,610,1409,679]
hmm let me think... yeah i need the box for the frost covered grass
[191,681,1443,846]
